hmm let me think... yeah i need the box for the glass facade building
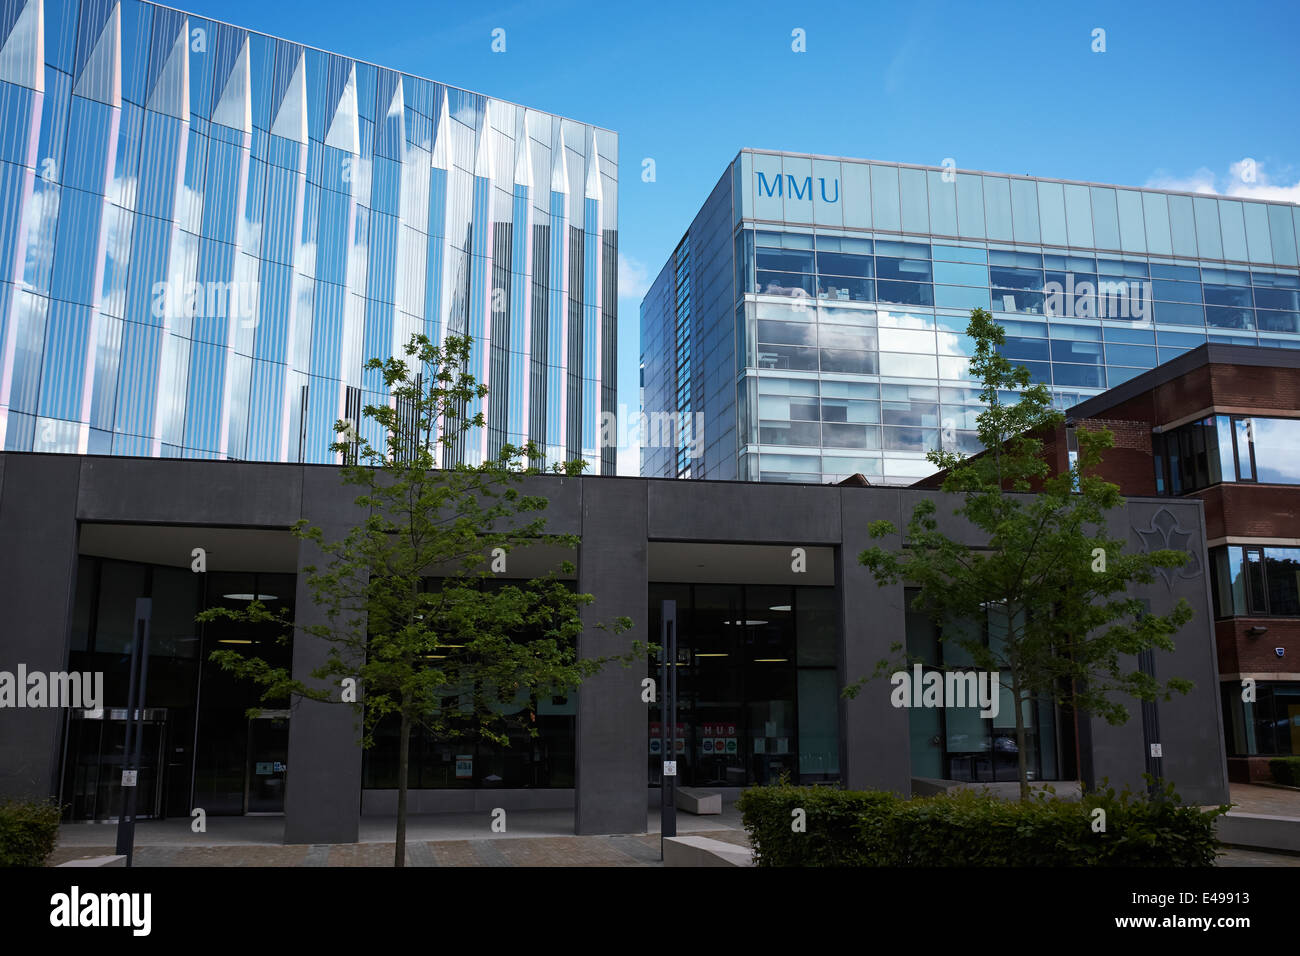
[641,148,1300,485]
[0,0,618,472]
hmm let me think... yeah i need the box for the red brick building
[921,344,1300,782]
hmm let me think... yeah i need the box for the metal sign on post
[659,599,678,859]
[115,598,152,866]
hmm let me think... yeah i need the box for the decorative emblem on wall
[1133,507,1202,589]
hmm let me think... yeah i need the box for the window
[1237,417,1300,484]
[756,271,816,298]
[1222,682,1300,757]
[647,584,840,787]
[903,590,1059,782]
[757,247,814,273]
[757,320,816,346]
[989,265,1043,291]
[1210,545,1300,617]
[1154,416,1232,494]
[1163,415,1300,487]
[1255,286,1300,312]
[760,420,820,446]
[363,577,581,790]
[1153,279,1202,303]
[875,256,932,282]
[817,275,873,302]
[992,289,1045,314]
[933,260,988,286]
[819,349,877,374]
[816,250,873,278]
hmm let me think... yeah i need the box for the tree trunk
[1012,675,1029,802]
[396,706,410,867]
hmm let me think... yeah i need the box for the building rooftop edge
[0,449,1209,505]
[735,147,1299,210]
[1066,344,1300,420]
[146,0,617,135]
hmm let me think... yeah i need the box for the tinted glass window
[757,320,816,346]
[1255,288,1300,311]
[989,265,1043,290]
[1256,311,1300,333]
[998,336,1050,362]
[1204,284,1253,308]
[1205,306,1254,330]
[876,256,932,281]
[932,244,986,264]
[1151,263,1200,281]
[817,251,873,277]
[1153,280,1202,303]
[1153,301,1204,325]
[820,349,877,374]
[875,280,933,306]
[933,260,988,286]
[757,248,814,273]
[1249,418,1300,484]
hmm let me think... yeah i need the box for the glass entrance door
[61,708,167,822]
[244,711,289,814]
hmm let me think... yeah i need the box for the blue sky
[177,0,1300,472]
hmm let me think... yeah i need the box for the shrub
[1269,757,1300,787]
[0,798,62,867]
[738,781,1227,867]
[735,783,899,866]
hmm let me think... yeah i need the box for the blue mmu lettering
[785,175,812,200]
[755,172,840,202]
[755,171,782,197]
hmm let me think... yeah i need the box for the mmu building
[0,451,1227,843]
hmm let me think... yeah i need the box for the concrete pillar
[283,468,364,844]
[575,478,649,834]
[837,488,912,794]
[0,456,81,801]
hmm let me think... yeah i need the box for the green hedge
[735,786,897,866]
[1270,757,1300,787]
[0,799,62,867]
[737,782,1227,867]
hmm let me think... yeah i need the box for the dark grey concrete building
[0,452,1227,844]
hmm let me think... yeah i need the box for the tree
[199,332,648,865]
[850,308,1195,800]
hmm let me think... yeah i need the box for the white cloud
[1144,166,1218,195]
[1224,159,1300,203]
[618,252,651,302]
[1145,160,1300,204]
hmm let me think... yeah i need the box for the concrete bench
[1216,812,1300,853]
[676,787,722,815]
[664,836,752,867]
[56,855,126,867]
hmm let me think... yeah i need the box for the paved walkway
[46,786,1300,867]
[49,807,751,867]
[1226,782,1300,815]
[48,831,753,867]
